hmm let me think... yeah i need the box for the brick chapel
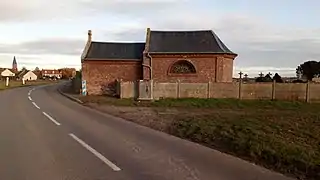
[81,28,237,95]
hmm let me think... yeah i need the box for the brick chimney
[88,30,92,42]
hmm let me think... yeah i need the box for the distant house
[20,70,38,81]
[41,69,62,79]
[312,77,320,83]
[58,68,77,79]
[1,69,15,79]
[16,68,28,80]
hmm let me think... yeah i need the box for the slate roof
[85,42,145,60]
[16,69,28,77]
[148,30,236,55]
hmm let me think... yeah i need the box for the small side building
[81,30,145,95]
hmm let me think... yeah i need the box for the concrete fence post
[306,81,310,103]
[118,79,123,99]
[177,80,181,98]
[238,79,242,99]
[272,80,276,100]
[207,81,211,98]
[150,79,154,100]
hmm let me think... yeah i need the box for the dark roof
[148,30,236,54]
[85,42,145,60]
[1,68,16,73]
[16,69,28,77]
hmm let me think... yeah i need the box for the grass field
[76,96,320,180]
[0,80,58,90]
[165,99,320,180]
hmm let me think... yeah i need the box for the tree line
[13,66,76,80]
[296,60,320,80]
[240,60,318,83]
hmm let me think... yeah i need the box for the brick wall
[150,54,235,83]
[82,60,142,95]
[119,81,320,102]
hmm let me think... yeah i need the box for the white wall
[1,69,15,77]
[23,71,37,81]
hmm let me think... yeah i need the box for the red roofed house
[81,28,237,96]
[41,69,62,79]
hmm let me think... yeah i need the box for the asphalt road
[0,83,296,180]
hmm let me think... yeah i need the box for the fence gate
[138,80,153,100]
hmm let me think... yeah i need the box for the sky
[0,0,319,77]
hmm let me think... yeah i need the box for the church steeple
[12,56,18,72]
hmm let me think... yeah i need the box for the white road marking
[28,89,33,96]
[42,112,61,126]
[32,102,40,109]
[28,96,32,101]
[69,133,121,171]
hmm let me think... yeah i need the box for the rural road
[0,83,296,180]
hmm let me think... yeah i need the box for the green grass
[168,104,320,180]
[151,98,308,109]
[80,96,320,111]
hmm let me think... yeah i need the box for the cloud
[96,13,320,76]
[0,0,184,22]
[0,0,319,77]
[0,54,80,70]
[0,39,85,55]
[233,66,297,78]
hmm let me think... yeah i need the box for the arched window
[169,60,196,74]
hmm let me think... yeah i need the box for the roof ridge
[210,30,236,54]
[150,30,211,33]
[85,40,145,60]
[91,41,145,44]
[210,30,227,52]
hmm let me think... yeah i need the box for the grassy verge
[79,95,136,106]
[0,80,58,90]
[77,96,320,179]
[79,96,320,111]
[170,112,320,180]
